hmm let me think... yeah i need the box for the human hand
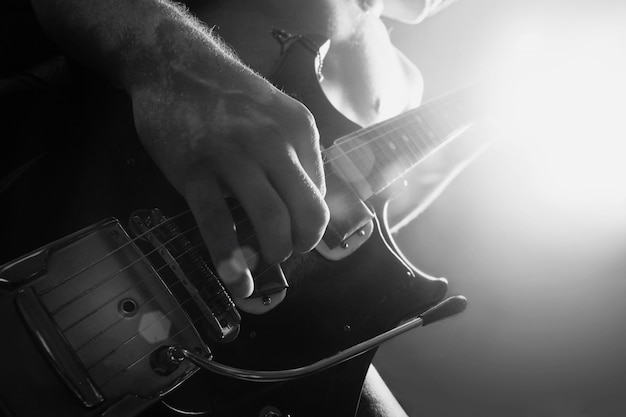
[27,0,328,310]
[129,66,329,308]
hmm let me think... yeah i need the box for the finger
[223,165,294,264]
[268,149,329,253]
[290,105,327,196]
[184,176,254,299]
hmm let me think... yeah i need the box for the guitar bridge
[1,218,208,409]
[129,209,241,343]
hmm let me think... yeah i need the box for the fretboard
[325,88,477,200]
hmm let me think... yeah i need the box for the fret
[369,128,406,182]
[424,101,449,140]
[366,125,413,193]
[439,105,458,137]
[388,126,415,172]
[366,146,399,194]
[405,118,432,156]
[339,135,374,178]
[327,137,376,199]
[398,132,424,165]
[394,119,426,166]
[382,118,414,163]
[325,87,478,199]
[347,132,390,194]
[398,114,428,161]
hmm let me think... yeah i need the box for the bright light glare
[489,29,626,213]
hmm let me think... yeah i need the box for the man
[10,0,457,415]
[26,0,454,306]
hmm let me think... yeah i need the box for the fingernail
[216,248,252,285]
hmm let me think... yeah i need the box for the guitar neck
[326,88,476,200]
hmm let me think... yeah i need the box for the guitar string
[60,98,469,376]
[37,208,194,296]
[73,223,292,377]
[326,96,468,194]
[83,122,463,384]
[54,212,264,321]
[63,102,463,327]
[70,110,450,370]
[43,92,463,300]
[329,97,467,200]
[44,92,466,354]
[88,241,310,387]
[72,248,287,386]
[48,93,464,318]
[93,309,214,390]
[51,96,466,342]
[328,90,463,162]
[62,221,274,338]
[70,272,218,356]
[68,99,467,360]
[85,294,192,375]
[323,93,464,165]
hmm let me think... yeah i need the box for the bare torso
[193,0,424,127]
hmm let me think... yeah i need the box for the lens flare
[488,29,626,213]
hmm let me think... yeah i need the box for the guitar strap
[270,28,326,82]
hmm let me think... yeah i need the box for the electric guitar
[0,36,478,417]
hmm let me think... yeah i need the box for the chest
[319,17,424,126]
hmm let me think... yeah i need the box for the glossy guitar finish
[0,37,453,417]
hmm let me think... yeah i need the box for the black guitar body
[0,37,447,417]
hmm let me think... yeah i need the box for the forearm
[29,0,250,93]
